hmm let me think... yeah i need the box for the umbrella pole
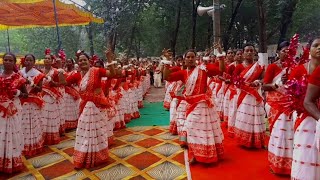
[52,0,62,50]
[7,29,10,52]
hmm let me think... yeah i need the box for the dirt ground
[144,85,165,103]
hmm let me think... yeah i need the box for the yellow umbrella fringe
[55,0,104,24]
[0,22,92,30]
[3,0,45,3]
[0,0,104,30]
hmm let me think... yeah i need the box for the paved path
[144,85,165,103]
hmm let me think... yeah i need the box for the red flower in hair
[45,48,51,55]
[91,54,99,62]
[76,50,84,57]
[58,49,66,61]
[89,54,99,66]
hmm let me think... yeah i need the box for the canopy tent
[3,0,46,3]
[0,0,104,52]
[0,0,103,30]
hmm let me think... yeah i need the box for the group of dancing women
[163,39,320,179]
[0,49,151,173]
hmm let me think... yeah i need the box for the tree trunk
[256,0,267,53]
[127,25,136,58]
[222,0,243,50]
[191,0,201,49]
[213,0,221,44]
[87,22,94,56]
[111,31,117,53]
[207,17,213,49]
[107,28,116,52]
[170,0,182,58]
[277,0,298,48]
[136,38,141,61]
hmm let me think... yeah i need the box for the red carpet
[189,127,290,180]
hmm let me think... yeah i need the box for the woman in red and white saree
[164,50,225,164]
[168,83,184,135]
[214,50,234,123]
[291,39,320,180]
[222,50,238,124]
[164,63,182,110]
[140,66,150,97]
[94,59,116,146]
[19,54,45,157]
[227,63,244,137]
[41,51,64,145]
[167,66,184,135]
[127,69,140,119]
[233,45,266,148]
[64,58,80,130]
[68,51,115,169]
[225,50,243,137]
[164,80,177,110]
[111,67,126,129]
[154,65,162,88]
[135,67,144,109]
[53,53,68,135]
[119,68,131,123]
[263,42,294,175]
[303,65,320,180]
[0,53,27,173]
[110,77,126,130]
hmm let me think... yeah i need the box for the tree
[222,0,243,50]
[1,0,320,58]
[192,0,201,49]
[170,0,183,58]
[256,0,267,52]
[277,0,298,47]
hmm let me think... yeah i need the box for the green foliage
[1,0,319,57]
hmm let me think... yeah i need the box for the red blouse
[226,64,235,75]
[309,66,320,87]
[170,66,182,73]
[263,63,282,84]
[66,68,110,112]
[67,68,108,87]
[168,64,220,95]
[0,73,26,100]
[233,64,245,77]
[44,68,60,86]
[168,64,220,83]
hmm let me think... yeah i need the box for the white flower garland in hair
[203,56,210,61]
[216,52,226,58]
[106,61,117,66]
[160,60,172,65]
[57,68,65,74]
[45,76,52,83]
[199,64,207,71]
[14,90,21,97]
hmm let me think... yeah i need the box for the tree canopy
[0,0,319,59]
